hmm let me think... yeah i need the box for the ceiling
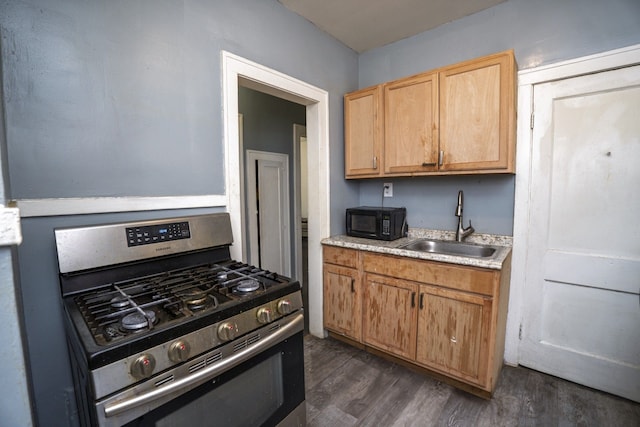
[279,0,506,53]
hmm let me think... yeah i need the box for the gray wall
[356,0,640,236]
[238,86,306,275]
[0,0,357,201]
[0,0,357,425]
[0,29,34,427]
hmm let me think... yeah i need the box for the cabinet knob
[450,336,457,343]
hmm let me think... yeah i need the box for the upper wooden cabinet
[384,72,439,174]
[344,85,383,178]
[345,50,516,178]
[439,51,516,172]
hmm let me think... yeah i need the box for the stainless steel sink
[399,239,497,258]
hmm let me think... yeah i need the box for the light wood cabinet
[416,285,492,386]
[439,51,516,172]
[363,274,418,360]
[322,247,362,341]
[323,244,511,397]
[344,85,383,178]
[361,251,508,392]
[384,72,438,174]
[345,50,516,178]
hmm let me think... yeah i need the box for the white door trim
[506,43,640,365]
[222,51,330,338]
[293,123,306,285]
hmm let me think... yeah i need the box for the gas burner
[110,295,130,309]
[121,310,156,331]
[182,290,219,312]
[235,279,260,293]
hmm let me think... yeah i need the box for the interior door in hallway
[519,64,640,402]
[246,150,291,276]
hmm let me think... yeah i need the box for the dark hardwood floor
[303,335,640,426]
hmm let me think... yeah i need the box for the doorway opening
[222,51,329,338]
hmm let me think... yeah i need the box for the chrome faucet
[455,190,474,242]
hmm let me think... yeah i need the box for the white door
[246,150,291,276]
[519,64,640,402]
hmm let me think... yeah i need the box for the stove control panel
[126,221,191,247]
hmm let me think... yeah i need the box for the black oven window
[123,332,305,427]
[151,354,283,427]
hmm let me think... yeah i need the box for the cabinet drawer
[363,252,497,296]
[323,246,359,268]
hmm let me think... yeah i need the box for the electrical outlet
[383,182,393,197]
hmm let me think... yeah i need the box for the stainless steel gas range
[55,213,305,427]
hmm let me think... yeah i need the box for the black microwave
[346,207,407,241]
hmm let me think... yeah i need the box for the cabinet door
[323,264,362,341]
[344,86,382,178]
[363,274,418,360]
[439,50,515,172]
[384,72,439,174]
[416,285,492,387]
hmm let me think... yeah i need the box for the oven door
[99,314,305,427]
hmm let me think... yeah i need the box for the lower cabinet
[363,274,417,360]
[323,245,511,397]
[323,246,362,342]
[416,285,492,387]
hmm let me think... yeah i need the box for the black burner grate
[74,261,285,346]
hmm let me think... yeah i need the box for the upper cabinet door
[344,85,383,178]
[439,51,516,172]
[384,72,439,174]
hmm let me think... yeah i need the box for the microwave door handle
[102,314,304,419]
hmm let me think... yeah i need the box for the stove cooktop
[71,260,291,347]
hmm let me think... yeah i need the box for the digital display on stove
[126,221,190,247]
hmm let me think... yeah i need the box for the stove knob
[217,322,238,341]
[277,299,292,315]
[168,340,191,363]
[130,354,156,380]
[256,307,272,324]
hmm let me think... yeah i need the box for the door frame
[222,51,330,338]
[293,124,307,289]
[245,150,291,276]
[506,43,640,365]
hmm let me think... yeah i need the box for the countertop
[321,229,512,270]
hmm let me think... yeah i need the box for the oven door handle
[103,313,304,419]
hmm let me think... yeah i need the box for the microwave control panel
[381,215,390,236]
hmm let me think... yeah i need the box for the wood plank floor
[303,335,640,426]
